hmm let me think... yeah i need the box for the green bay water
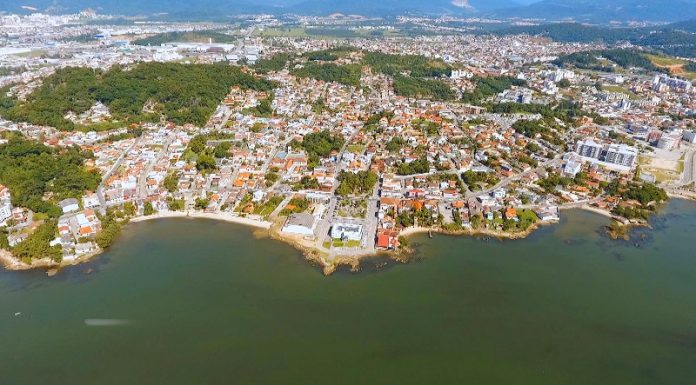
[1,200,696,385]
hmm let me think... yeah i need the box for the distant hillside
[7,0,696,23]
[133,31,237,46]
[7,0,518,17]
[491,20,696,58]
[491,0,696,23]
[6,0,286,15]
[290,0,519,16]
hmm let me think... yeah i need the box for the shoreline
[0,210,272,273]
[128,210,272,229]
[0,202,672,275]
[399,220,550,240]
[562,204,614,219]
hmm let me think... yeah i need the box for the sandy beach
[565,204,614,219]
[129,210,272,229]
[0,210,272,272]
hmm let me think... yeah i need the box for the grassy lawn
[253,197,284,217]
[347,144,364,154]
[330,239,360,248]
[14,49,48,58]
[645,54,686,67]
[642,167,679,183]
[645,54,696,79]
[638,155,652,166]
[331,239,344,247]
[677,154,686,174]
[517,209,539,223]
[346,240,361,248]
[602,85,639,100]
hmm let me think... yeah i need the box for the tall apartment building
[576,139,603,159]
[575,139,638,172]
[604,144,638,167]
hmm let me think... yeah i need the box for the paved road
[679,148,696,186]
[138,130,178,200]
[97,136,143,212]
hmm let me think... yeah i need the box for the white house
[281,213,316,236]
[330,223,363,241]
[59,198,80,214]
[82,193,101,209]
[0,184,12,224]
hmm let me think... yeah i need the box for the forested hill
[491,21,696,58]
[491,0,696,23]
[132,31,237,46]
[0,62,275,131]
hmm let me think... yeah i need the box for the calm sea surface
[1,200,696,385]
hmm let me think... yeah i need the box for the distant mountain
[490,19,696,58]
[4,0,289,15]
[491,0,696,23]
[5,0,518,16]
[290,0,520,16]
[6,0,696,23]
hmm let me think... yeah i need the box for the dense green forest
[461,76,527,104]
[133,31,236,46]
[11,220,62,262]
[254,53,292,73]
[392,75,455,100]
[0,135,100,217]
[396,156,430,175]
[553,49,662,72]
[336,170,379,196]
[461,170,500,191]
[493,22,696,58]
[363,52,451,78]
[290,130,345,168]
[303,47,356,62]
[0,63,274,131]
[490,100,602,125]
[291,62,361,87]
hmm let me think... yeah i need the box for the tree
[461,76,527,104]
[557,78,571,88]
[163,172,179,193]
[0,136,100,218]
[335,171,379,196]
[168,199,185,211]
[195,198,210,210]
[291,62,361,87]
[265,172,279,187]
[143,202,156,216]
[95,210,124,250]
[396,157,430,176]
[196,153,217,172]
[11,220,62,262]
[397,211,413,227]
[122,202,136,216]
[290,130,345,166]
[293,176,320,191]
[214,142,231,158]
[1,63,275,131]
